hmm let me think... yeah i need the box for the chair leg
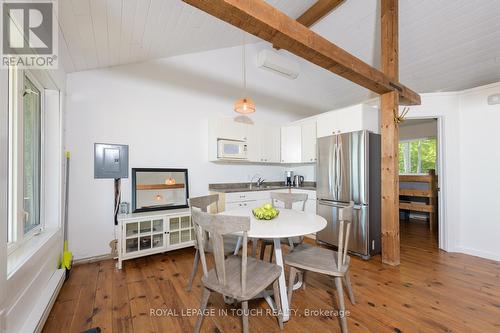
[273,280,284,330]
[234,236,242,255]
[343,272,356,304]
[187,249,199,291]
[260,241,267,260]
[252,238,257,257]
[194,287,211,333]
[287,267,298,307]
[301,271,307,290]
[242,301,249,333]
[269,243,274,262]
[334,277,348,333]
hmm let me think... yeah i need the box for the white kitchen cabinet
[218,117,248,141]
[225,201,254,210]
[247,124,281,163]
[316,104,379,138]
[208,118,249,161]
[281,126,302,163]
[217,189,317,217]
[246,124,261,162]
[300,120,317,163]
[316,111,339,138]
[260,125,281,163]
[209,119,280,163]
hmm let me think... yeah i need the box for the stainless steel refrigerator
[316,130,381,259]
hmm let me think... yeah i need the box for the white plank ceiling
[58,0,316,72]
[57,0,500,113]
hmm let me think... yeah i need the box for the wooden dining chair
[259,192,309,262]
[192,209,284,333]
[187,194,239,291]
[284,202,356,333]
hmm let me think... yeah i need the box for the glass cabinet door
[126,238,138,253]
[126,223,139,237]
[140,236,152,250]
[170,217,180,231]
[180,216,191,229]
[152,234,163,248]
[124,217,165,255]
[140,221,151,234]
[152,219,163,232]
[170,231,180,245]
[181,229,191,243]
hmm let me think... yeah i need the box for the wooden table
[221,208,327,321]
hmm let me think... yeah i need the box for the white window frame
[7,68,45,254]
[399,137,435,175]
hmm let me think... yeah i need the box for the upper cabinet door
[336,105,363,133]
[261,125,281,163]
[281,126,301,163]
[301,120,317,163]
[219,118,248,141]
[316,104,380,137]
[246,124,261,162]
[316,111,339,138]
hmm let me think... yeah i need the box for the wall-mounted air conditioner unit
[257,49,300,79]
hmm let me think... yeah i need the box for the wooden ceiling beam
[181,0,420,106]
[296,0,345,27]
[273,0,344,49]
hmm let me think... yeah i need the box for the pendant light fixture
[234,35,255,114]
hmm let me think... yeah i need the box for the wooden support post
[380,92,400,265]
[381,0,400,265]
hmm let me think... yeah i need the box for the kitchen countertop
[209,181,316,193]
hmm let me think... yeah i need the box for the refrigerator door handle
[329,139,335,195]
[332,136,338,196]
[337,135,343,195]
[318,200,362,210]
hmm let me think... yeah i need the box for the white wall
[404,83,500,261]
[65,48,301,259]
[456,83,500,260]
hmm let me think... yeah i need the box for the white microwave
[217,139,248,160]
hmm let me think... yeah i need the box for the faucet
[249,174,265,189]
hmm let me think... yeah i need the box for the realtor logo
[1,0,58,69]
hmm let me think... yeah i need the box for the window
[22,77,42,234]
[399,138,436,174]
[8,69,44,247]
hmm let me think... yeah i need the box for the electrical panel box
[94,143,129,179]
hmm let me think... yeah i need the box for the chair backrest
[189,194,219,213]
[191,209,250,293]
[270,192,308,211]
[337,201,354,270]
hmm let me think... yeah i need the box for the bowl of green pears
[252,203,279,220]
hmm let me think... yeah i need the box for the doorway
[398,118,440,249]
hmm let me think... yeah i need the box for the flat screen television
[131,168,189,213]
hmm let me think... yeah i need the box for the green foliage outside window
[399,138,436,174]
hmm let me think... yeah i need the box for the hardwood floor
[43,222,500,333]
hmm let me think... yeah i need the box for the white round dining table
[220,208,327,322]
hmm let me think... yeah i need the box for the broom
[62,151,73,278]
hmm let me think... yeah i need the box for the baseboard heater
[22,269,65,333]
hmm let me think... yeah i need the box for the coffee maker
[285,170,293,187]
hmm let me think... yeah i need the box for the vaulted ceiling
[58,0,500,113]
[58,0,316,72]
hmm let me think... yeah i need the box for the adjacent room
[1,1,500,333]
